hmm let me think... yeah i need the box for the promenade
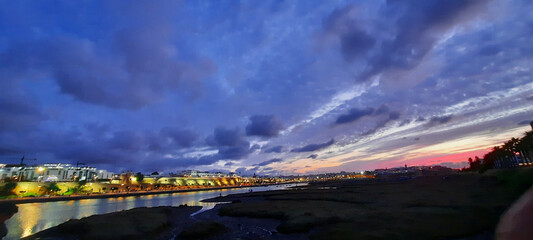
[0,182,295,204]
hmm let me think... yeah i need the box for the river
[5,183,304,239]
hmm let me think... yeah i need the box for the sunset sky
[1,0,532,175]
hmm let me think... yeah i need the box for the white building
[0,163,114,182]
[180,170,229,178]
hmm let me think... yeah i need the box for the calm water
[5,184,304,239]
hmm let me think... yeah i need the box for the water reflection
[5,184,303,239]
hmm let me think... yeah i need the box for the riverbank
[23,205,201,240]
[20,168,533,239]
[188,168,533,239]
[0,182,297,204]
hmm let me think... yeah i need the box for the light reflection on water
[5,184,303,239]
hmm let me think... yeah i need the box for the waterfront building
[179,170,229,178]
[0,163,114,182]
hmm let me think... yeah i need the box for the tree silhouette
[68,180,88,194]
[0,181,17,196]
[480,130,532,169]
[135,172,144,183]
[44,182,61,195]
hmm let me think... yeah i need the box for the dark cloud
[0,95,46,131]
[308,154,318,159]
[206,127,242,147]
[160,127,197,148]
[526,96,533,101]
[335,104,399,126]
[388,111,400,120]
[398,119,411,127]
[234,167,260,176]
[323,0,486,83]
[263,145,283,153]
[361,110,401,136]
[224,161,235,167]
[250,144,261,152]
[374,105,390,116]
[0,2,215,110]
[291,139,335,152]
[479,44,501,56]
[204,126,253,162]
[245,115,284,137]
[335,107,374,125]
[108,131,145,151]
[425,115,453,127]
[339,29,376,62]
[217,142,252,160]
[517,120,533,126]
[254,158,283,166]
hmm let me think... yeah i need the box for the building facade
[0,163,114,182]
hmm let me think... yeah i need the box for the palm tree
[518,131,533,164]
[44,182,61,195]
[68,181,88,195]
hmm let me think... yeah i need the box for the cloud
[234,167,260,176]
[335,107,374,125]
[245,115,284,137]
[291,139,335,152]
[322,0,487,85]
[479,44,501,56]
[254,158,282,166]
[425,115,453,127]
[1,0,532,175]
[0,2,216,109]
[206,127,242,147]
[518,120,532,126]
[108,131,145,151]
[160,127,198,148]
[388,111,400,121]
[0,95,46,131]
[361,111,401,136]
[263,145,283,153]
[204,126,253,161]
[224,161,235,167]
[335,104,399,127]
[339,29,376,62]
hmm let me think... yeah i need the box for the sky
[1,0,533,175]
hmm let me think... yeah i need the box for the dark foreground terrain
[24,167,533,240]
[23,205,201,240]
[197,168,533,240]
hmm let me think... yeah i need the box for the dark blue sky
[1,0,532,175]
